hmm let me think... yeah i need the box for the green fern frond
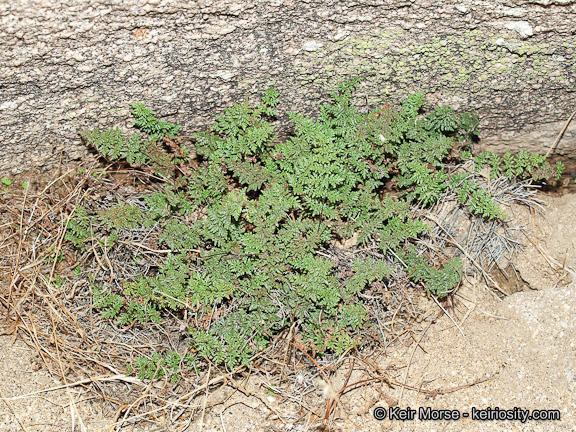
[130,102,181,142]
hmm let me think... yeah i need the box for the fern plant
[475,149,563,181]
[71,79,563,372]
[449,173,506,219]
[80,103,186,175]
[128,351,197,382]
[130,102,181,142]
[64,206,93,251]
[402,246,463,297]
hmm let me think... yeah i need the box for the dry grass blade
[545,109,576,158]
[521,230,576,279]
[8,375,145,401]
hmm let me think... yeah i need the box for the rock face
[1,0,575,175]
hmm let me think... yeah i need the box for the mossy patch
[297,27,574,103]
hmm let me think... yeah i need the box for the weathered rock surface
[1,0,575,174]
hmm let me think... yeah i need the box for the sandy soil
[1,192,575,432]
